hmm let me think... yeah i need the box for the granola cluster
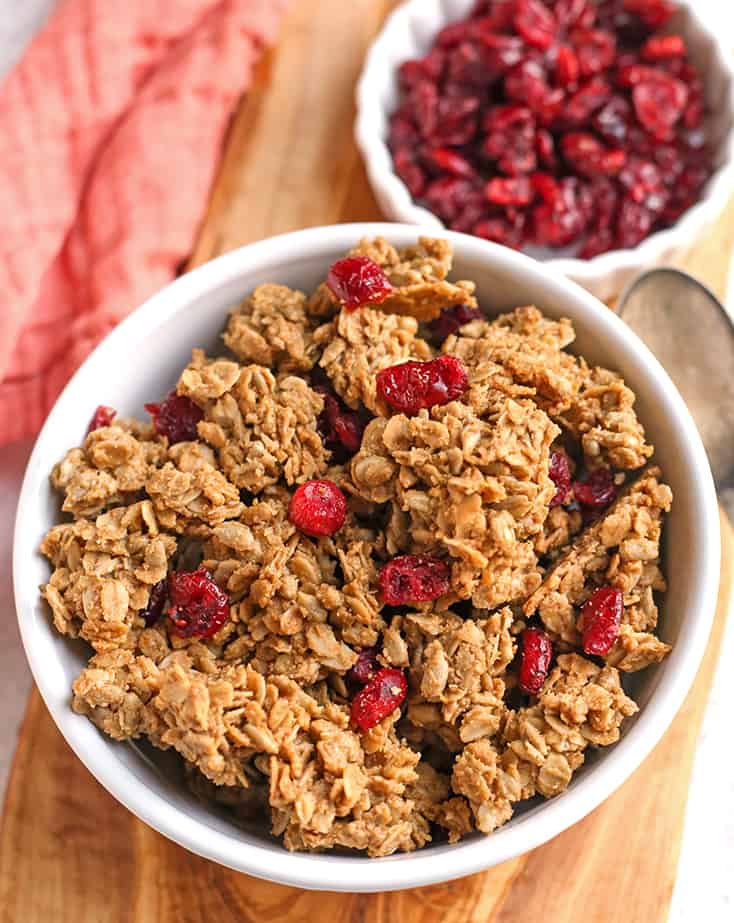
[40,237,671,857]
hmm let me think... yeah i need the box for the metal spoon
[617,268,734,518]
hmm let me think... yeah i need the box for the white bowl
[355,0,734,302]
[14,223,720,892]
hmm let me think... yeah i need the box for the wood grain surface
[2,1,733,920]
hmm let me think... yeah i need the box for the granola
[40,236,672,857]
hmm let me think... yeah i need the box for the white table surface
[0,1,732,919]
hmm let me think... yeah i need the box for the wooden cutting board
[2,2,734,920]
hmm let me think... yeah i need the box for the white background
[0,1,731,918]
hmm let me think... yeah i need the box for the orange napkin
[0,0,289,445]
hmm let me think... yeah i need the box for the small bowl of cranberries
[356,0,734,300]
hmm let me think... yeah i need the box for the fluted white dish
[355,0,734,300]
[14,224,719,891]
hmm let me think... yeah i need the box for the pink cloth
[0,0,289,445]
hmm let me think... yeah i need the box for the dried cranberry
[426,147,476,179]
[574,467,617,510]
[570,29,616,77]
[87,405,116,433]
[167,568,230,639]
[326,257,392,311]
[288,479,347,537]
[423,177,483,224]
[535,129,557,169]
[514,0,557,50]
[429,304,483,343]
[473,215,525,249]
[376,355,468,414]
[379,554,450,605]
[477,33,525,73]
[486,176,534,205]
[145,392,203,444]
[562,133,626,177]
[140,580,167,628]
[566,77,612,123]
[519,627,553,694]
[554,0,596,29]
[632,75,688,140]
[549,450,572,507]
[532,172,560,204]
[315,388,365,459]
[593,95,632,144]
[579,228,615,258]
[556,46,580,87]
[624,0,676,29]
[642,34,686,60]
[350,668,408,731]
[394,147,427,198]
[505,59,551,114]
[482,104,537,175]
[432,94,481,146]
[348,646,381,685]
[581,586,624,656]
[616,198,655,248]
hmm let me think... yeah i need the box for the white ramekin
[355,1,734,301]
[14,224,720,891]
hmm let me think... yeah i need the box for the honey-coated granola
[40,237,671,857]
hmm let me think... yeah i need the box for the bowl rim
[13,222,720,892]
[354,0,734,284]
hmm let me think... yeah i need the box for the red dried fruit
[483,104,537,176]
[140,580,167,628]
[432,94,481,146]
[88,405,116,433]
[570,29,616,77]
[394,147,427,198]
[167,568,229,639]
[556,46,580,87]
[562,133,626,177]
[624,0,676,29]
[426,147,476,179]
[326,257,392,311]
[145,392,203,444]
[616,197,655,247]
[387,0,711,257]
[315,388,365,459]
[486,175,534,206]
[549,450,572,507]
[473,215,525,249]
[423,177,483,224]
[505,59,551,114]
[593,95,632,144]
[350,668,408,731]
[379,554,450,605]
[376,355,468,414]
[519,627,553,694]
[477,33,525,73]
[535,129,557,169]
[288,479,347,537]
[618,156,664,205]
[566,77,612,123]
[574,467,617,510]
[348,646,381,685]
[581,586,624,656]
[579,228,615,259]
[632,75,688,140]
[642,34,686,60]
[514,0,557,50]
[429,304,483,343]
[531,172,560,204]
